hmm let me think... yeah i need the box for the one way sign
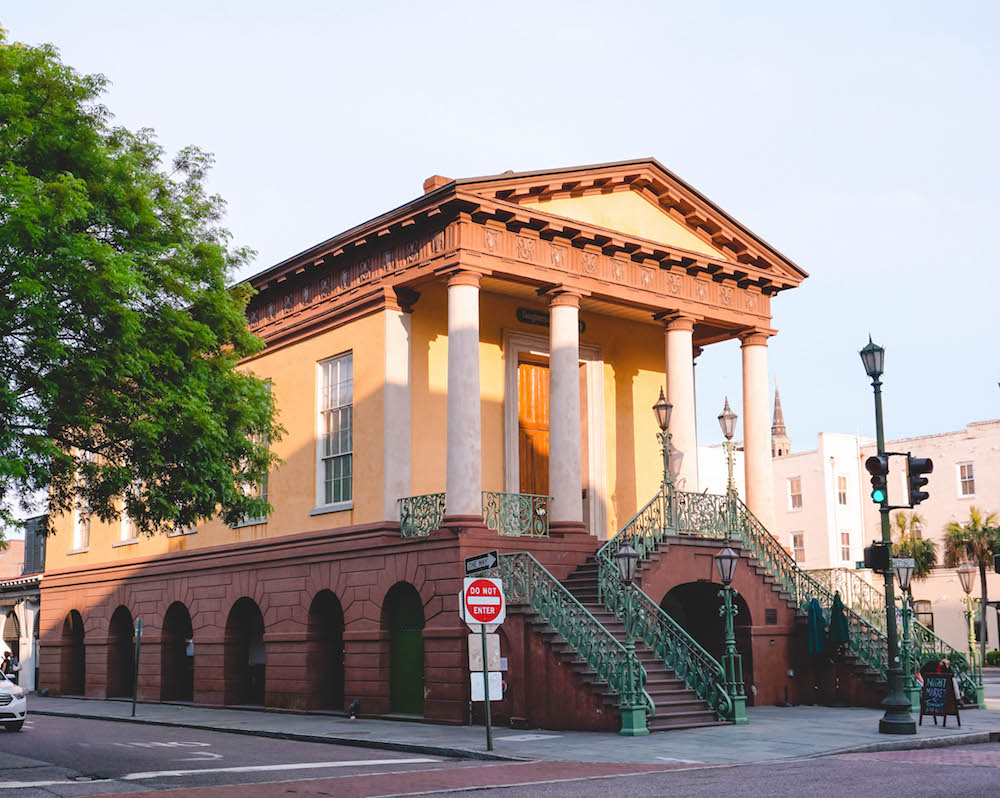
[465,550,498,576]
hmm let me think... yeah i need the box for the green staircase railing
[596,490,738,723]
[810,567,982,705]
[487,552,654,733]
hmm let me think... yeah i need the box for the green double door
[390,629,424,715]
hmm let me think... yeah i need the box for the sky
[5,0,999,458]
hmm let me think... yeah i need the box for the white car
[0,671,26,731]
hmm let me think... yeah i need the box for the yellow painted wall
[46,311,387,570]
[47,287,672,569]
[523,190,725,259]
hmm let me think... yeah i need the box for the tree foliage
[0,31,281,536]
[891,511,936,581]
[943,506,1000,663]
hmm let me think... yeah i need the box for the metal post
[480,624,492,751]
[131,618,142,718]
[871,378,916,734]
[719,585,748,724]
[658,430,673,530]
[618,587,649,736]
[900,591,920,712]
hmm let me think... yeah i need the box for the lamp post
[715,546,748,724]
[615,542,649,736]
[893,558,920,712]
[957,561,986,706]
[859,337,915,734]
[717,398,738,497]
[653,388,674,529]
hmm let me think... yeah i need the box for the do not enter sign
[462,577,506,626]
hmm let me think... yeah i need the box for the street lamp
[893,558,919,711]
[615,543,649,736]
[957,560,978,669]
[859,336,916,735]
[653,388,673,500]
[714,546,748,724]
[717,398,738,497]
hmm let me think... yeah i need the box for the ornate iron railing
[487,552,653,729]
[399,492,446,538]
[809,568,887,630]
[482,491,551,537]
[595,489,737,722]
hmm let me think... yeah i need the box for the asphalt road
[0,715,476,796]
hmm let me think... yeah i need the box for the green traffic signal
[871,488,886,502]
[865,454,889,505]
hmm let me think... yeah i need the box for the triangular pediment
[454,159,806,282]
[520,189,726,259]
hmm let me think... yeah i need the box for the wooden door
[518,360,549,496]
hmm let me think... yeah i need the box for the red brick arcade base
[38,524,882,730]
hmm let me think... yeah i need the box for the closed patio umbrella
[828,592,850,646]
[807,598,827,655]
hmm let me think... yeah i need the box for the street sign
[465,550,499,576]
[471,671,503,702]
[468,633,501,671]
[461,577,506,626]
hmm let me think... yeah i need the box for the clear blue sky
[5,1,998,452]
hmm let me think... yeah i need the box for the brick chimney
[423,175,453,194]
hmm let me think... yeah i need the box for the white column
[446,271,483,517]
[548,291,583,527]
[665,316,698,492]
[741,331,776,531]
[383,308,411,521]
[19,600,38,691]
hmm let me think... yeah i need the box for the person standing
[1,651,22,685]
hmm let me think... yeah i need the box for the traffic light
[865,454,889,504]
[907,456,933,506]
[863,541,892,573]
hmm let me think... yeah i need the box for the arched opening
[307,590,345,711]
[107,605,135,698]
[381,582,425,716]
[224,597,265,706]
[661,581,755,704]
[161,602,194,703]
[3,611,20,660]
[61,610,86,695]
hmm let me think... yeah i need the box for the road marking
[657,756,704,764]
[120,757,439,780]
[0,758,439,790]
[174,750,223,762]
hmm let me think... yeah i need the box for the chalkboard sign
[919,674,960,727]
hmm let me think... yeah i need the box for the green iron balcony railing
[399,492,446,537]
[485,551,653,734]
[482,491,551,537]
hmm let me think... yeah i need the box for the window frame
[837,475,848,506]
[792,532,805,563]
[788,476,803,511]
[913,600,934,631]
[957,461,975,498]
[840,530,851,562]
[313,352,354,515]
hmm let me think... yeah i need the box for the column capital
[445,269,484,289]
[739,328,776,348]
[663,314,697,333]
[548,290,582,309]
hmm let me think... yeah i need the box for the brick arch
[106,604,136,699]
[380,580,426,716]
[59,608,87,696]
[161,600,194,702]
[91,585,143,641]
[306,588,345,711]
[223,596,266,706]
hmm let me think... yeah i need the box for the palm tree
[892,511,936,581]
[943,506,1000,664]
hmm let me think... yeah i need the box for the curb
[30,710,524,763]
[804,730,1000,759]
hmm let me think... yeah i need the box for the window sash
[837,476,847,505]
[789,478,802,509]
[319,355,353,506]
[959,463,975,496]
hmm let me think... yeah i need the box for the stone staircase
[558,556,728,732]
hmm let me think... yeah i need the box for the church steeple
[771,379,791,457]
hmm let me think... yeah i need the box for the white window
[840,530,851,561]
[318,353,353,509]
[958,462,975,497]
[837,475,848,506]
[120,504,135,542]
[792,532,805,563]
[788,477,803,510]
[72,452,94,551]
[235,386,271,528]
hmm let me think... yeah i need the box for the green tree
[943,507,1000,664]
[892,511,936,582]
[1,32,281,538]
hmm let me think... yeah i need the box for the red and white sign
[461,577,506,626]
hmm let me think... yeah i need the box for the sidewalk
[28,696,1000,765]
